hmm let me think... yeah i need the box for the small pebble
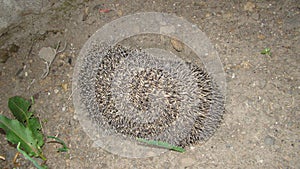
[257,34,266,40]
[244,2,255,12]
[61,83,68,91]
[117,10,123,16]
[231,73,236,79]
[39,47,56,63]
[252,13,259,20]
[54,89,59,94]
[171,38,184,52]
[226,144,233,149]
[264,135,275,145]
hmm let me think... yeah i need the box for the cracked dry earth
[0,0,299,168]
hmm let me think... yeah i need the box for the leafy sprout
[261,48,271,56]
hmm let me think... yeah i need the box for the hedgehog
[77,42,224,147]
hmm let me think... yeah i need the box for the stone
[264,135,275,145]
[171,38,184,52]
[244,2,255,12]
[38,47,56,63]
[61,83,68,91]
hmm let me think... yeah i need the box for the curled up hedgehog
[77,42,225,148]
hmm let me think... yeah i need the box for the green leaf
[28,117,44,147]
[8,96,33,124]
[0,115,40,157]
[136,138,185,153]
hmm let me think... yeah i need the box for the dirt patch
[1,0,299,168]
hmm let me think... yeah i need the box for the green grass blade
[17,142,47,169]
[136,138,185,153]
[31,96,35,105]
[47,136,69,152]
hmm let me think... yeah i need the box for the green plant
[261,47,271,56]
[0,96,68,168]
[136,138,185,153]
[47,136,69,152]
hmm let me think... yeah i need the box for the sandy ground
[0,0,299,168]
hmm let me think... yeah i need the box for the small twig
[56,41,68,55]
[0,155,5,160]
[68,86,77,100]
[41,41,67,79]
[13,152,20,166]
[41,62,50,79]
[26,41,35,59]
[27,79,36,90]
